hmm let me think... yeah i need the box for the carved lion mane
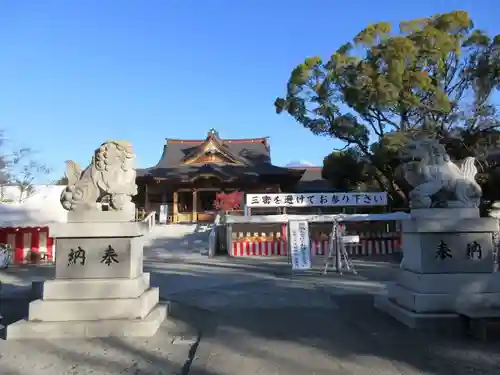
[399,136,450,165]
[60,140,138,212]
[399,135,481,209]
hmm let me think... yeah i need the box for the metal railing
[493,230,499,272]
[141,211,156,233]
[207,213,222,257]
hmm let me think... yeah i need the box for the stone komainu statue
[399,136,482,209]
[60,140,138,211]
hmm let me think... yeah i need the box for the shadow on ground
[1,243,499,374]
[147,254,500,375]
[144,223,213,259]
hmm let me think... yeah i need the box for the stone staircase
[143,224,213,260]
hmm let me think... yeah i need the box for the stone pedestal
[1,217,167,339]
[0,282,3,322]
[375,208,500,329]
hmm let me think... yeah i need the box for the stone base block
[401,214,498,274]
[456,308,500,340]
[402,232,496,274]
[410,208,480,219]
[374,295,464,332]
[66,210,136,224]
[393,284,450,312]
[468,318,500,341]
[28,287,159,322]
[33,273,151,300]
[1,303,167,339]
[398,269,500,294]
[392,283,500,313]
[50,220,142,237]
[55,237,144,279]
[0,281,2,322]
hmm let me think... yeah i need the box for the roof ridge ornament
[208,128,219,138]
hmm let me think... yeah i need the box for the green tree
[275,11,500,206]
[322,148,372,191]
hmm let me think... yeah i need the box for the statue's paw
[62,193,73,202]
[110,194,126,210]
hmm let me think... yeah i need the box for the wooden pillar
[192,189,197,222]
[173,191,178,223]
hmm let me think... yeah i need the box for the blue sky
[0,0,499,180]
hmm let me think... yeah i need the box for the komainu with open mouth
[60,140,138,212]
[399,136,482,209]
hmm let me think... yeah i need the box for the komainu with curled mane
[60,140,138,212]
[399,136,482,209]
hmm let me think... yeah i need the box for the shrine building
[135,129,334,223]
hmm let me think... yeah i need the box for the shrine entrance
[198,190,217,211]
[173,176,241,223]
[195,188,219,222]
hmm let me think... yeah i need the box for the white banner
[246,192,387,208]
[342,235,360,244]
[288,220,312,270]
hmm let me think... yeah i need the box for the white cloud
[285,160,314,167]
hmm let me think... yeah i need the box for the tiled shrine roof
[136,130,305,183]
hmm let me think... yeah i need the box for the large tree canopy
[275,11,500,208]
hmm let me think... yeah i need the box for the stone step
[468,318,500,341]
[2,303,167,339]
[398,270,500,294]
[391,283,500,313]
[374,294,463,331]
[457,308,500,341]
[33,273,150,300]
[28,287,159,322]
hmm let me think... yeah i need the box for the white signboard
[246,192,387,208]
[159,204,168,225]
[342,235,360,244]
[289,220,312,270]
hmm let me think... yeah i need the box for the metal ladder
[323,220,358,276]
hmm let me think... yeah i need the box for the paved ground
[1,256,500,375]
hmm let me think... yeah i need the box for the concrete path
[161,258,500,375]
[178,267,500,375]
[190,298,500,375]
